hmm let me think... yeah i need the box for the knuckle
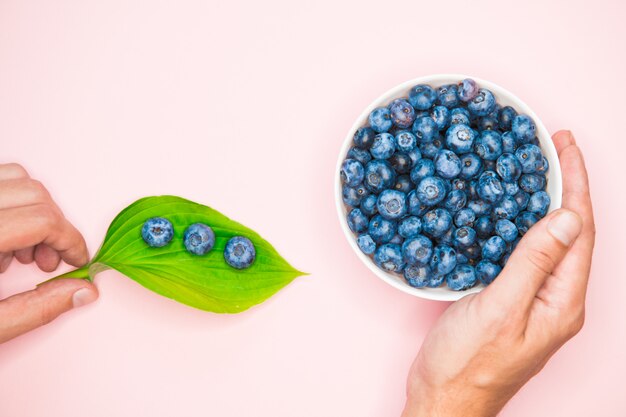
[34,203,61,229]
[26,179,51,202]
[38,302,56,326]
[3,163,29,178]
[525,247,557,275]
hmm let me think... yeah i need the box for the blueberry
[477,115,498,131]
[403,264,432,288]
[475,260,501,285]
[394,174,413,193]
[459,153,482,179]
[376,190,408,220]
[368,214,397,244]
[493,195,520,220]
[402,235,434,265]
[360,194,378,216]
[443,189,467,212]
[183,223,216,255]
[436,84,460,108]
[430,245,457,276]
[519,173,546,193]
[445,124,476,154]
[436,225,456,246]
[395,131,417,153]
[347,146,372,165]
[482,236,507,261]
[474,216,494,238]
[340,159,365,186]
[418,137,444,159]
[434,149,462,179]
[454,208,476,227]
[410,159,434,184]
[495,219,518,242]
[390,234,404,245]
[426,273,446,288]
[452,178,467,191]
[527,191,551,217]
[389,152,412,174]
[422,208,453,237]
[475,130,503,161]
[503,181,520,195]
[412,116,438,143]
[141,217,174,248]
[512,114,536,143]
[446,264,477,290]
[388,98,416,129]
[513,190,530,210]
[496,153,522,182]
[353,126,377,149]
[224,236,256,269]
[468,88,496,116]
[374,244,405,273]
[364,160,396,193]
[477,174,504,203]
[515,144,544,173]
[347,208,369,233]
[458,78,478,102]
[467,180,479,199]
[467,199,492,216]
[461,243,482,261]
[399,216,423,238]
[368,107,393,133]
[515,211,540,235]
[408,84,437,110]
[430,106,450,130]
[456,252,469,265]
[342,184,369,207]
[498,106,517,131]
[499,252,512,268]
[453,226,477,248]
[501,131,517,154]
[537,157,549,174]
[357,234,376,255]
[407,190,429,216]
[417,176,447,206]
[450,108,471,125]
[370,133,396,159]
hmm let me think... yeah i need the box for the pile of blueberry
[340,78,550,290]
[141,217,256,269]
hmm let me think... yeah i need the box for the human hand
[402,131,595,417]
[0,163,98,344]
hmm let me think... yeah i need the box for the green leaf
[51,195,306,313]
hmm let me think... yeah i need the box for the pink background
[0,0,623,415]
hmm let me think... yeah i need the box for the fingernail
[72,288,98,308]
[548,210,582,246]
[564,130,576,143]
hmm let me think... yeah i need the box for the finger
[0,279,98,344]
[0,178,52,209]
[0,163,30,181]
[482,209,582,309]
[0,204,89,267]
[34,244,61,272]
[0,252,13,272]
[14,247,35,264]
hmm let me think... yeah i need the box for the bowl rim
[334,73,563,302]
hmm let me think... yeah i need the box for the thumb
[0,279,98,344]
[483,208,582,307]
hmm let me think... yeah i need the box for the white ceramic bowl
[335,74,562,301]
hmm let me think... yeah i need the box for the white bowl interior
[335,74,563,302]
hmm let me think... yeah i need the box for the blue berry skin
[389,234,404,245]
[347,146,372,165]
[467,199,492,217]
[360,194,378,217]
[519,174,546,193]
[461,243,482,261]
[467,180,478,199]
[399,216,423,238]
[407,190,429,217]
[498,106,517,131]
[436,84,460,108]
[388,98,416,128]
[347,208,369,233]
[357,234,376,255]
[456,252,469,265]
[141,217,174,248]
[454,208,476,227]
[496,153,522,182]
[368,214,398,244]
[499,252,511,268]
[452,178,467,191]
[409,84,437,110]
[395,131,417,153]
[475,260,501,285]
[446,264,477,290]
[417,176,447,206]
[445,124,476,154]
[426,273,446,288]
[477,115,498,131]
[224,236,256,269]
[364,160,396,193]
[430,106,450,130]
[458,78,478,102]
[412,116,438,143]
[436,225,456,246]
[376,190,408,220]
[434,149,462,179]
[537,157,549,174]
[422,208,453,238]
[374,244,405,273]
[353,127,377,149]
[183,223,216,256]
[527,191,551,217]
[402,235,434,265]
[477,174,505,204]
[418,137,444,159]
[430,245,457,276]
[482,236,507,261]
[443,189,467,212]
[370,133,396,159]
[512,114,536,143]
[368,107,393,133]
[342,184,369,207]
[493,195,520,220]
[340,159,365,187]
[404,264,432,288]
[515,144,544,173]
[407,147,422,167]
[475,130,503,161]
[453,226,477,248]
[389,153,412,174]
[474,216,494,238]
[503,181,520,195]
[515,211,540,235]
[501,132,517,154]
[394,175,413,193]
[468,89,496,116]
[513,190,530,211]
[459,153,482,179]
[495,219,518,243]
